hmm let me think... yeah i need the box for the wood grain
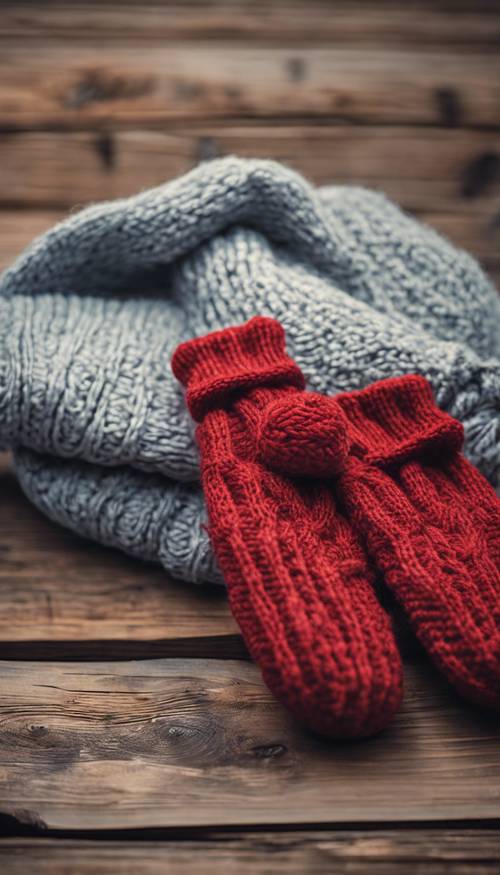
[1,0,499,859]
[1,127,499,212]
[0,658,499,830]
[1,44,499,128]
[0,455,415,661]
[0,456,242,659]
[2,831,500,873]
[3,2,500,49]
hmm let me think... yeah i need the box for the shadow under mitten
[334,375,500,711]
[172,317,403,739]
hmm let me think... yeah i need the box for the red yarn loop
[258,394,350,478]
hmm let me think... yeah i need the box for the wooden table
[0,3,499,871]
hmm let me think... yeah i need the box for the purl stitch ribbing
[1,157,499,584]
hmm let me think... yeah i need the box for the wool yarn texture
[1,156,499,584]
[174,317,500,716]
[331,375,500,711]
[171,317,404,738]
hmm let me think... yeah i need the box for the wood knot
[434,86,463,127]
[94,132,116,171]
[63,68,154,110]
[286,57,307,82]
[462,152,500,199]
[29,725,49,738]
[250,743,288,759]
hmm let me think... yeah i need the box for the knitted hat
[1,157,499,584]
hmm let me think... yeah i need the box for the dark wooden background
[0,2,499,872]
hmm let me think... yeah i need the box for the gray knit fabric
[1,157,499,585]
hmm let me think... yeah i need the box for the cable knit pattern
[1,156,499,583]
[172,317,403,738]
[334,376,500,710]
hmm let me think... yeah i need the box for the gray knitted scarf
[1,157,499,585]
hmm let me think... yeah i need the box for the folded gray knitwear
[1,157,499,585]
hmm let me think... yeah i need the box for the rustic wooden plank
[3,2,500,50]
[1,44,499,128]
[1,127,500,213]
[1,206,498,290]
[0,658,499,830]
[0,455,242,659]
[0,454,413,661]
[1,831,500,873]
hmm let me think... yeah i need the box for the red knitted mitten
[335,375,500,710]
[172,318,403,738]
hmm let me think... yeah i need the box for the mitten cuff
[337,374,464,467]
[172,317,305,420]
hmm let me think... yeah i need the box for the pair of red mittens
[172,318,500,738]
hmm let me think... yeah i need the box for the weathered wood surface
[0,455,242,659]
[0,658,499,831]
[1,44,499,129]
[0,455,418,661]
[2,831,500,874]
[1,2,499,289]
[0,0,499,863]
[2,127,499,211]
[3,2,500,49]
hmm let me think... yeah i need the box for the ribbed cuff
[171,317,305,421]
[336,374,464,467]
